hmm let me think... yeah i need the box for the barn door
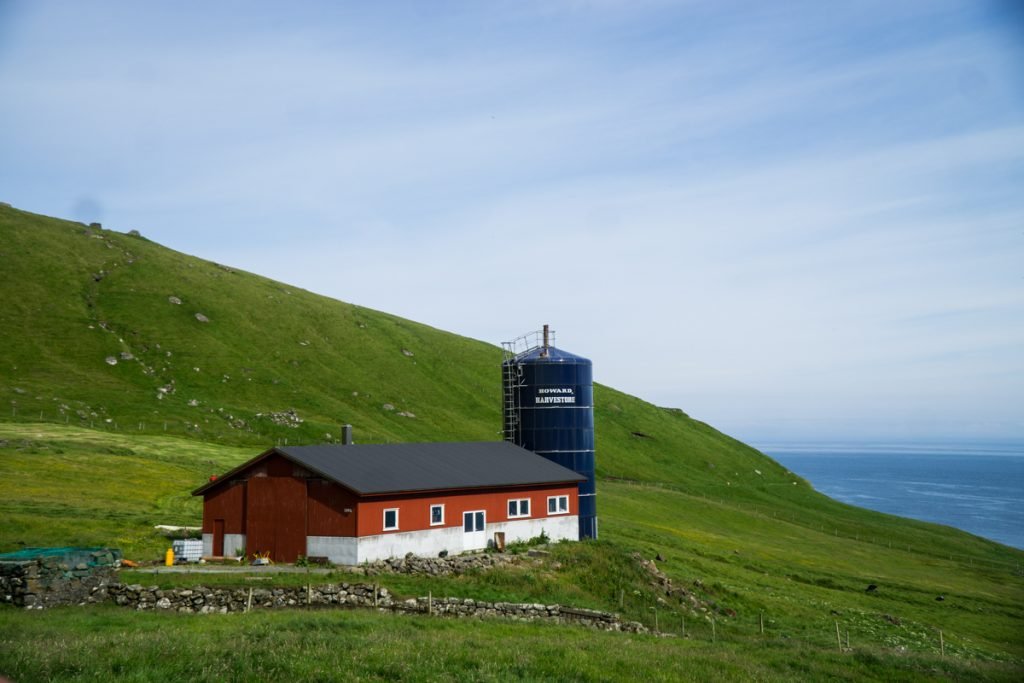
[463,510,486,550]
[213,519,225,556]
[246,477,307,562]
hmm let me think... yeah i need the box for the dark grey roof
[195,441,584,497]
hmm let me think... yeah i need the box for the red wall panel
[357,484,578,537]
[246,476,307,563]
[202,481,246,534]
[307,480,358,536]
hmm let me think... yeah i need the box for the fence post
[759,611,764,634]
[712,618,716,643]
[939,630,944,657]
[835,621,842,652]
[246,587,253,613]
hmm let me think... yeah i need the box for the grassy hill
[1,204,1021,681]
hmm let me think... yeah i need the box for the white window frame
[383,508,399,531]
[430,503,445,527]
[547,495,569,515]
[463,510,485,533]
[508,498,531,519]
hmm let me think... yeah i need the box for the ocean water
[761,443,1024,550]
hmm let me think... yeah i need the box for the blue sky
[1,1,1022,444]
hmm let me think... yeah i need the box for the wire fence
[3,406,341,449]
[619,588,969,660]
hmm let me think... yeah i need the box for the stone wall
[107,582,649,633]
[354,551,522,576]
[109,582,391,613]
[0,550,119,609]
[396,595,649,633]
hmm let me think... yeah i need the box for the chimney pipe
[342,424,353,445]
[542,324,550,356]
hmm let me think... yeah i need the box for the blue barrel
[503,345,597,539]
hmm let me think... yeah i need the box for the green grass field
[2,606,1019,683]
[1,205,1022,680]
[2,423,1021,681]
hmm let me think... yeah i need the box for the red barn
[193,441,585,564]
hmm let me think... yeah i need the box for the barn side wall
[202,481,246,534]
[356,484,579,537]
[307,480,358,537]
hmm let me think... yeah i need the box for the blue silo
[503,326,597,539]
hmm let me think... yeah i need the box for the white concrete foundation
[224,534,246,558]
[307,536,358,566]
[356,526,466,563]
[488,515,578,546]
[306,516,580,565]
[202,533,246,558]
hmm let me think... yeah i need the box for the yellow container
[165,548,174,567]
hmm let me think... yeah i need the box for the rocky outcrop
[256,409,303,428]
[634,552,733,617]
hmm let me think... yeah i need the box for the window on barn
[430,504,444,526]
[383,508,399,531]
[547,495,569,515]
[508,498,530,518]
[464,510,485,532]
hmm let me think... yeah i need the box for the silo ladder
[501,343,524,444]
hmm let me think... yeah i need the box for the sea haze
[760,443,1024,550]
